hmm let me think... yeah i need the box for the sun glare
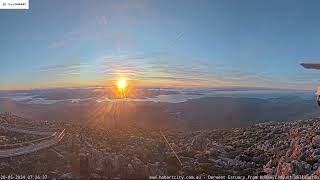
[117,78,127,90]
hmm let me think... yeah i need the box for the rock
[48,171,59,177]
[117,154,127,171]
[276,157,294,176]
[131,157,143,172]
[170,143,180,152]
[265,159,273,168]
[111,154,126,174]
[103,154,113,176]
[194,152,209,163]
[59,172,73,179]
[313,166,320,175]
[206,148,220,157]
[89,173,101,179]
[314,155,320,161]
[313,163,320,170]
[148,162,165,176]
[180,148,197,157]
[314,149,320,156]
[126,164,135,177]
[130,153,148,172]
[252,156,265,164]
[312,135,320,146]
[291,160,312,175]
[290,128,300,138]
[141,165,149,177]
[235,154,251,162]
[199,162,215,172]
[263,159,276,174]
[0,162,9,170]
[191,134,210,151]
[88,149,104,173]
[289,140,305,160]
[181,166,194,175]
[263,167,275,175]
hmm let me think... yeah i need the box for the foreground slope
[1,112,320,178]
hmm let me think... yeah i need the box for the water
[2,88,314,105]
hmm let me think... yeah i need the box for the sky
[1,0,320,90]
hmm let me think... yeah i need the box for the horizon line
[0,85,314,92]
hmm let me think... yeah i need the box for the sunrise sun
[117,78,127,90]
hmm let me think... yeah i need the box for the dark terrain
[1,113,320,179]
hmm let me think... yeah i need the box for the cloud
[34,51,309,89]
[99,53,265,87]
[37,63,93,72]
[48,31,83,49]
[164,32,184,51]
[96,15,108,25]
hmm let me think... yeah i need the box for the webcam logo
[0,0,29,9]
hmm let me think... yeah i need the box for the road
[0,132,57,149]
[0,129,65,158]
[0,124,55,136]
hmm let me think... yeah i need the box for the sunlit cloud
[31,52,297,89]
[37,63,94,72]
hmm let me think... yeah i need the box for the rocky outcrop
[3,112,320,178]
[191,133,210,151]
[312,136,320,147]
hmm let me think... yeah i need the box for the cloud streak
[33,51,294,89]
